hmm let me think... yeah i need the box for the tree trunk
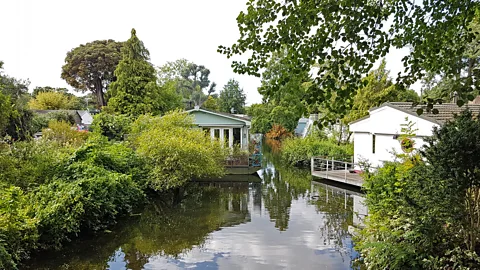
[94,78,106,107]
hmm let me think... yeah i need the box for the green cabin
[187,106,251,149]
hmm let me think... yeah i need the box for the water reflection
[25,164,365,270]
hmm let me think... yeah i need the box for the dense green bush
[31,168,145,250]
[0,141,73,190]
[0,135,147,268]
[42,120,89,146]
[91,112,132,140]
[131,111,227,191]
[64,136,149,186]
[31,111,76,133]
[280,136,353,166]
[0,187,38,270]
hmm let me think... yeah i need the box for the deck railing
[225,153,263,167]
[311,157,359,183]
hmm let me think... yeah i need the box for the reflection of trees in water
[262,167,293,231]
[310,183,354,250]
[24,184,252,270]
[261,164,313,231]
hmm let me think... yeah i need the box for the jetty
[311,157,364,187]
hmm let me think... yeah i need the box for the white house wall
[350,106,439,167]
[350,106,438,136]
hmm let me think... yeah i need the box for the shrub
[31,111,76,133]
[31,166,145,250]
[0,187,38,269]
[0,141,73,190]
[131,111,227,191]
[265,124,292,140]
[63,136,149,186]
[90,112,132,141]
[42,120,88,146]
[281,136,353,166]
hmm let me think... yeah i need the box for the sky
[0,0,418,106]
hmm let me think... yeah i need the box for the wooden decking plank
[312,169,364,187]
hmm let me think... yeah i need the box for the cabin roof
[186,108,251,125]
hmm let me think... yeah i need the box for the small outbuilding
[349,102,480,167]
[32,110,94,127]
[187,106,251,149]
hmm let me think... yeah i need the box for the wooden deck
[312,170,364,187]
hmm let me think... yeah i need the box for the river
[24,153,366,270]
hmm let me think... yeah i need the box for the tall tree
[248,48,309,134]
[61,40,123,107]
[0,61,33,140]
[219,0,479,121]
[157,59,216,106]
[202,95,219,111]
[107,29,168,116]
[218,79,246,114]
[344,60,419,123]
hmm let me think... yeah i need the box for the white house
[349,102,480,167]
[187,106,251,149]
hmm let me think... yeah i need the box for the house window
[203,128,210,136]
[224,129,230,147]
[233,128,241,146]
[214,129,220,139]
[372,134,376,154]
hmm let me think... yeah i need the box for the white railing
[310,157,360,184]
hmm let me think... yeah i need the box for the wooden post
[326,159,328,178]
[345,162,347,183]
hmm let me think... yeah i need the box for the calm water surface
[25,156,366,270]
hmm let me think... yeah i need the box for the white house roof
[349,102,480,126]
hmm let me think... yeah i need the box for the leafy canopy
[218,79,246,114]
[0,61,34,140]
[157,59,216,107]
[219,0,479,121]
[28,91,79,110]
[61,40,123,107]
[249,48,308,133]
[344,59,419,123]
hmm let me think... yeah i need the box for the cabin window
[214,129,220,139]
[224,129,230,147]
[233,128,241,146]
[372,134,376,154]
[203,128,211,136]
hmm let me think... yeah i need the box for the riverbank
[0,112,229,269]
[23,158,365,269]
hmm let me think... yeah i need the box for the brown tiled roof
[385,102,480,124]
